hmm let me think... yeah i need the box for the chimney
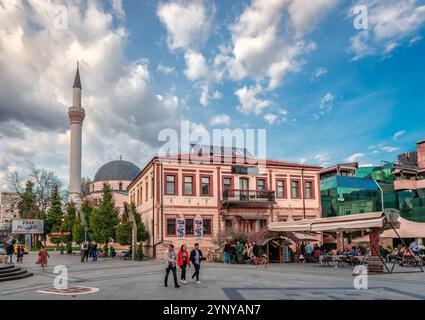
[417,139,425,170]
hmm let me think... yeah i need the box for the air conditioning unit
[384,208,400,223]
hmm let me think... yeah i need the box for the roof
[269,212,391,233]
[381,217,425,238]
[73,63,81,89]
[93,160,140,182]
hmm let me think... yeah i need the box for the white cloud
[235,85,271,115]
[157,0,214,51]
[319,92,334,114]
[157,63,175,74]
[381,146,399,153]
[345,153,364,162]
[184,50,209,81]
[393,130,406,140]
[288,0,339,37]
[312,66,327,79]
[348,0,425,60]
[215,0,318,89]
[0,1,181,191]
[210,114,231,126]
[315,153,331,166]
[264,113,278,125]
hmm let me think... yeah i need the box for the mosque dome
[93,159,140,182]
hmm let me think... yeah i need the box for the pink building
[128,148,322,258]
[86,159,140,214]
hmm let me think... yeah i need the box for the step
[0,271,33,282]
[0,264,16,271]
[0,269,26,278]
[0,266,20,274]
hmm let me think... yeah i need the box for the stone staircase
[0,264,33,282]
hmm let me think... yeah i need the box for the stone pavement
[1,252,425,300]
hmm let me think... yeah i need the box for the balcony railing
[222,189,275,206]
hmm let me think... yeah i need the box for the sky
[0,0,425,191]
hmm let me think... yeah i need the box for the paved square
[1,252,424,300]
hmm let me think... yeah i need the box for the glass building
[320,163,425,222]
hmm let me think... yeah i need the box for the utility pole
[124,202,137,261]
[374,179,384,212]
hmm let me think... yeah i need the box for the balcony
[222,189,276,207]
[394,179,425,191]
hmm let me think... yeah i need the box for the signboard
[50,232,71,238]
[176,218,185,240]
[12,219,44,234]
[194,217,203,240]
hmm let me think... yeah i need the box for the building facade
[128,148,321,258]
[0,192,20,236]
[85,159,140,214]
[320,139,425,222]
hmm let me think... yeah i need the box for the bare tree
[30,168,62,219]
[4,171,25,196]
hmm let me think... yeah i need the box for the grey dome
[93,160,140,182]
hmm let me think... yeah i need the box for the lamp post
[373,179,384,212]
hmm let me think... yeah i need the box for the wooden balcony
[222,189,276,207]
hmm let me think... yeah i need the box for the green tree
[89,184,119,244]
[17,180,39,219]
[45,185,63,235]
[72,218,85,244]
[115,203,149,245]
[61,202,77,243]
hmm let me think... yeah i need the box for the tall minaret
[68,62,85,204]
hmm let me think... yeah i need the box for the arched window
[119,183,123,191]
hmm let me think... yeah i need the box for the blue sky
[0,0,425,188]
[122,0,425,166]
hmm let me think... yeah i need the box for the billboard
[12,219,44,234]
[194,217,203,240]
[176,218,185,240]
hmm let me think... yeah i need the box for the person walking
[6,241,14,264]
[92,241,98,261]
[305,242,314,263]
[252,241,260,267]
[177,244,190,284]
[164,244,180,288]
[223,241,232,265]
[190,243,203,284]
[236,241,244,264]
[80,241,89,262]
[16,243,24,263]
[36,245,50,269]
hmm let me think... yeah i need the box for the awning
[292,232,320,241]
[269,212,389,233]
[381,217,425,238]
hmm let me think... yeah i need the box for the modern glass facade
[321,176,382,217]
[320,165,425,222]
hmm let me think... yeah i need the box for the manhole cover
[37,286,99,295]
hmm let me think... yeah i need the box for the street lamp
[373,179,384,212]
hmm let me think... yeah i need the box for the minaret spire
[73,61,82,89]
[68,61,85,203]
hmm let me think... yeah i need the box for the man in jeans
[236,241,244,264]
[6,241,14,264]
[164,244,180,288]
[190,243,203,284]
